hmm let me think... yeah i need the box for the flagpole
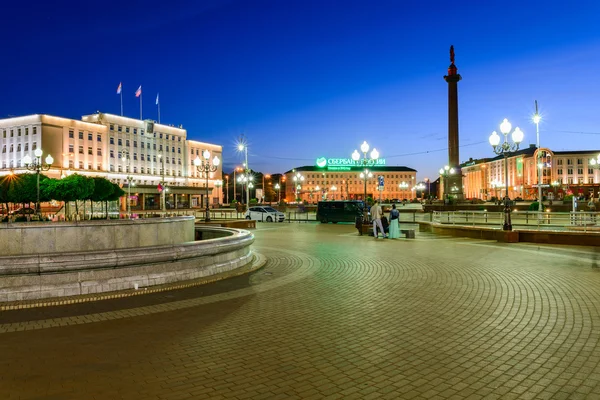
[158,99,161,124]
[120,91,123,116]
[140,92,143,120]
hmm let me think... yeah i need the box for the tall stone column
[443,45,463,199]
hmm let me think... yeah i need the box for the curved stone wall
[0,220,255,302]
[0,217,195,256]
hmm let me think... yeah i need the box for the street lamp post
[225,175,229,204]
[214,180,223,206]
[22,148,53,217]
[275,183,281,204]
[489,118,524,231]
[424,178,430,200]
[119,150,134,218]
[330,185,337,200]
[533,101,543,211]
[158,154,167,212]
[237,143,250,211]
[194,150,220,222]
[293,172,305,202]
[439,166,456,204]
[351,141,379,206]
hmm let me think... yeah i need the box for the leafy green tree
[91,177,115,218]
[105,183,125,218]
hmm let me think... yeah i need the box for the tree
[105,183,125,218]
[90,177,115,218]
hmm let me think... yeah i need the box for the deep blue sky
[2,0,600,180]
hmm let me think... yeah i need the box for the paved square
[1,223,600,399]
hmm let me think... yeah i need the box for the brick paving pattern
[1,223,600,399]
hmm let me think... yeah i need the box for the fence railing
[432,210,600,232]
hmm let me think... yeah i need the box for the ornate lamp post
[194,150,220,222]
[351,141,379,204]
[293,172,304,202]
[237,143,250,211]
[330,185,337,200]
[533,102,543,211]
[158,154,167,212]
[439,165,456,204]
[489,118,524,231]
[237,173,253,204]
[119,150,134,218]
[415,183,425,198]
[22,148,53,216]
[424,178,430,199]
[224,175,229,204]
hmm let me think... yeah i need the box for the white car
[244,206,285,222]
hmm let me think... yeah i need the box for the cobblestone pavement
[2,223,600,399]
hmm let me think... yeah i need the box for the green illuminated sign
[315,157,386,168]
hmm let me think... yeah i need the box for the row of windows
[108,137,182,153]
[2,127,37,138]
[1,142,37,153]
[557,159,588,165]
[69,131,102,141]
[556,168,595,175]
[109,124,182,142]
[303,173,413,179]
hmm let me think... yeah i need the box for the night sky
[2,0,600,180]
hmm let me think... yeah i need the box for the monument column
[443,45,463,199]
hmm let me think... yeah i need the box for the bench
[356,222,415,239]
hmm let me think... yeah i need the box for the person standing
[370,201,386,239]
[388,203,400,239]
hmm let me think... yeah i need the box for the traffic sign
[378,175,384,187]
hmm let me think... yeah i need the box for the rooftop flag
[156,93,159,105]
[135,85,142,97]
[117,82,122,94]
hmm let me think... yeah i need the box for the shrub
[528,202,545,211]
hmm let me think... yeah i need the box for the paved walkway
[2,223,600,399]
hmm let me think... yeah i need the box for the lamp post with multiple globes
[489,118,524,231]
[439,165,455,204]
[22,148,53,217]
[193,150,220,222]
[351,141,379,204]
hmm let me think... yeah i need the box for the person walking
[370,201,386,239]
[388,203,400,239]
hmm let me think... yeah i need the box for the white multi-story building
[0,113,223,211]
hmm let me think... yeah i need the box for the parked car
[9,207,36,215]
[244,206,285,222]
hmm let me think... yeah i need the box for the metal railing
[432,210,600,232]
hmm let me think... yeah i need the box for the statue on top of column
[450,45,455,65]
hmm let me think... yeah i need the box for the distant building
[0,112,223,211]
[284,156,417,203]
[461,144,600,200]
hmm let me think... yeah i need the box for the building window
[141,154,145,161]
[1,145,5,153]
[133,153,138,160]
[153,155,157,162]
[118,139,123,146]
[88,133,93,141]
[133,128,137,135]
[134,167,138,173]
[88,163,92,170]
[2,130,5,138]
[141,167,145,173]
[118,126,122,132]
[589,177,594,184]
[568,168,573,175]
[190,149,194,154]
[97,149,102,156]
[134,141,137,148]
[110,165,114,172]
[10,130,13,137]
[18,128,21,136]
[153,144,156,150]
[79,161,84,169]
[118,165,122,172]
[110,150,114,158]
[166,146,169,152]
[589,168,594,174]
[172,147,175,153]
[558,169,563,175]
[110,124,114,131]
[577,158,583,165]
[32,142,37,151]
[79,146,84,154]
[24,143,28,151]
[17,144,21,151]
[178,137,181,142]
[172,157,175,164]
[166,157,170,164]
[141,142,145,149]
[579,178,584,184]
[567,159,572,165]
[97,164,102,170]
[69,144,74,153]
[126,139,130,147]
[97,134,101,142]
[69,160,74,168]
[110,137,114,145]
[33,127,37,135]
[160,133,163,139]
[140,129,144,136]
[578,168,583,175]
[178,148,181,154]
[77,131,82,140]
[126,127,130,133]
[25,128,29,136]
[159,145,163,151]
[69,130,74,138]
